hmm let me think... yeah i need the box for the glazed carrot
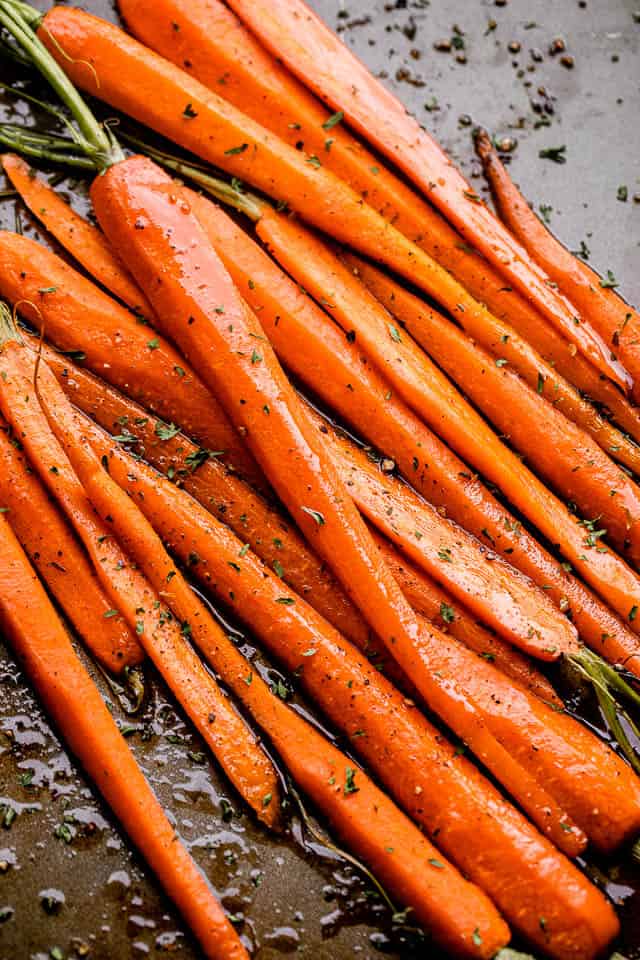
[1,153,154,318]
[255,208,640,620]
[0,512,249,960]
[0,327,281,827]
[224,0,631,391]
[476,130,640,404]
[76,418,633,957]
[0,232,262,485]
[185,187,640,671]
[344,251,640,478]
[369,529,561,706]
[0,423,142,673]
[340,255,640,563]
[33,6,627,391]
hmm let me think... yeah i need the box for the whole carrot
[0,512,249,960]
[77,417,632,956]
[184,186,640,672]
[0,232,262,485]
[255,207,640,620]
[31,5,628,391]
[0,322,281,827]
[224,0,631,390]
[0,422,142,673]
[476,130,640,404]
[1,153,154,318]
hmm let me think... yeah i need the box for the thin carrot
[0,231,262,486]
[254,206,640,621]
[183,186,640,672]
[0,322,281,827]
[475,129,640,404]
[32,5,628,391]
[1,153,154,318]
[369,528,561,706]
[340,254,640,563]
[224,0,631,390]
[0,511,249,960]
[343,250,640,477]
[0,421,142,673]
[76,415,636,955]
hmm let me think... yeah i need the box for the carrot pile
[0,2,638,958]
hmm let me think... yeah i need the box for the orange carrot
[0,325,281,827]
[340,254,640,563]
[89,154,583,859]
[343,251,640,477]
[369,529,561,706]
[0,232,262,486]
[0,511,249,960]
[35,5,628,391]
[476,130,640,404]
[76,415,634,955]
[224,0,631,390]
[185,188,640,672]
[0,421,142,672]
[1,153,154,318]
[255,207,640,621]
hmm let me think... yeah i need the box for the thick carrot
[0,512,249,960]
[36,6,628,391]
[47,349,555,699]
[476,130,640,404]
[369,529,561,706]
[0,331,281,827]
[255,208,640,621]
[90,155,582,859]
[341,255,640,563]
[344,251,640,477]
[1,153,154,319]
[186,188,640,672]
[0,232,262,485]
[46,391,513,959]
[224,0,631,391]
[77,417,631,956]
[0,422,142,672]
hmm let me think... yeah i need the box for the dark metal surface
[0,2,639,959]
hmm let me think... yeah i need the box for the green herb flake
[224,143,248,155]
[344,767,359,795]
[439,602,455,624]
[322,111,344,130]
[301,506,325,526]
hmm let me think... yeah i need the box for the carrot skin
[81,419,627,956]
[224,0,630,391]
[186,190,640,672]
[476,132,640,404]
[0,424,142,672]
[0,513,248,960]
[255,208,640,624]
[0,232,262,486]
[1,153,155,319]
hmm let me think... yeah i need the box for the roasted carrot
[254,207,640,620]
[0,422,142,672]
[0,232,262,485]
[184,187,640,671]
[339,255,640,563]
[31,5,627,391]
[0,511,249,960]
[224,0,631,391]
[369,529,561,705]
[0,323,281,827]
[476,130,640,404]
[47,348,556,699]
[1,153,154,318]
[344,251,640,477]
[75,416,634,957]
